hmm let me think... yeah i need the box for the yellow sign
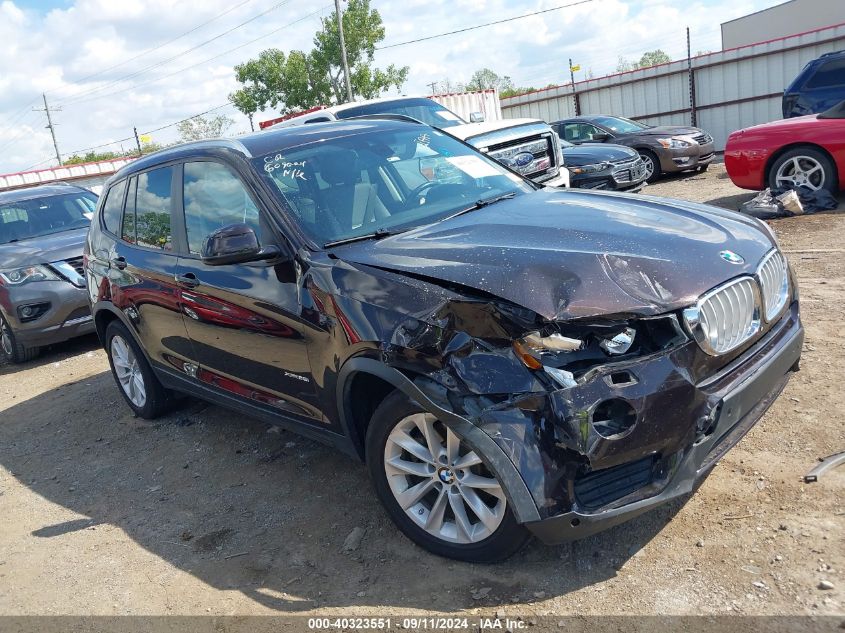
[570,64,581,72]
[139,134,153,144]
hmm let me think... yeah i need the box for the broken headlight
[513,316,686,379]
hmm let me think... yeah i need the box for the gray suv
[0,183,97,363]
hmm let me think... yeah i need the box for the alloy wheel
[640,154,655,180]
[110,334,147,407]
[0,319,12,357]
[383,412,506,544]
[775,155,826,191]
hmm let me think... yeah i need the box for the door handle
[110,256,127,270]
[175,272,200,288]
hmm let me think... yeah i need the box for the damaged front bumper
[516,302,803,543]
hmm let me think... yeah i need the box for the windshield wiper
[440,191,517,222]
[324,228,399,248]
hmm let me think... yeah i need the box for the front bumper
[0,280,94,347]
[538,168,570,188]
[523,303,803,544]
[660,142,716,173]
[570,173,646,192]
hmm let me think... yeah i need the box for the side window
[562,124,581,142]
[120,167,174,250]
[805,58,845,89]
[101,179,127,235]
[183,162,262,255]
[135,167,174,250]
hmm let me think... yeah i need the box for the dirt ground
[0,164,843,622]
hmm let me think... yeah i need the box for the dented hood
[333,189,776,321]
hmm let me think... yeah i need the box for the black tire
[767,147,838,193]
[366,390,530,563]
[638,149,662,183]
[0,313,39,363]
[104,320,170,419]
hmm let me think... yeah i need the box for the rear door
[102,166,193,368]
[172,159,322,423]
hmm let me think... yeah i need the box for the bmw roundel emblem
[719,250,745,265]
[509,152,534,168]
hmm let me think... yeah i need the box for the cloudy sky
[1,0,776,174]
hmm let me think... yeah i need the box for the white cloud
[1,0,779,173]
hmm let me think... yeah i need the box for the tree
[176,114,234,142]
[616,56,633,73]
[636,49,671,68]
[465,68,515,93]
[616,50,671,72]
[230,0,408,116]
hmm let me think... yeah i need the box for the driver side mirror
[591,132,611,142]
[469,112,485,123]
[201,223,280,266]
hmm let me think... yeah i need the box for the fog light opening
[591,398,637,439]
[570,518,581,527]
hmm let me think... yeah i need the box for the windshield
[0,191,97,244]
[335,98,466,129]
[591,116,649,133]
[255,125,533,246]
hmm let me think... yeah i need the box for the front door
[173,160,321,423]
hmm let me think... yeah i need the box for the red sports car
[725,101,845,192]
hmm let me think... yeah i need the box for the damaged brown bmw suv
[85,118,802,562]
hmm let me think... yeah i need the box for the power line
[376,0,595,50]
[14,102,235,172]
[56,0,295,106]
[53,0,256,96]
[60,6,330,108]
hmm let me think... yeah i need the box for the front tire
[638,149,661,183]
[104,320,169,419]
[768,147,837,193]
[366,391,530,562]
[0,314,39,363]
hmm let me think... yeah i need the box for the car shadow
[0,373,687,613]
[0,333,101,375]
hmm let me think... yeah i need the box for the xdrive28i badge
[719,250,745,265]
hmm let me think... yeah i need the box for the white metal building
[721,0,845,50]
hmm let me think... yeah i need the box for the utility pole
[34,93,62,166]
[427,81,439,95]
[133,126,142,155]
[334,0,353,102]
[686,27,697,127]
[569,58,580,116]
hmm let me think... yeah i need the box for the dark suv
[1,183,97,363]
[85,119,803,562]
[783,50,845,118]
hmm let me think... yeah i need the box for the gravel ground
[0,164,843,624]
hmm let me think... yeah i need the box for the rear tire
[366,390,530,562]
[638,149,662,183]
[104,320,170,419]
[0,314,39,364]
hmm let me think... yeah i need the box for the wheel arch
[764,142,838,188]
[335,356,541,524]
